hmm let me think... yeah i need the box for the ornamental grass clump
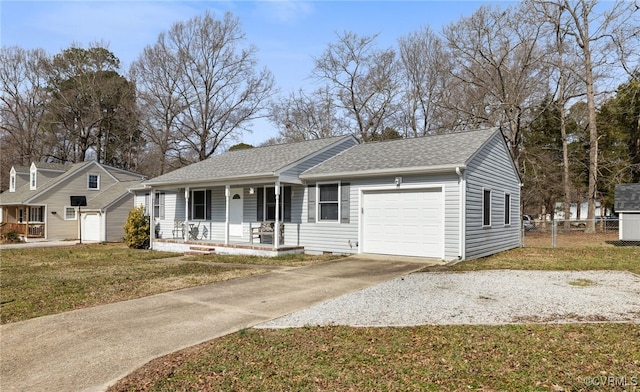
[123,206,150,249]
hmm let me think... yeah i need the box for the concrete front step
[185,246,216,256]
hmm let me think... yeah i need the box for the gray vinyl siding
[280,138,358,178]
[104,194,133,242]
[464,133,521,260]
[300,174,461,258]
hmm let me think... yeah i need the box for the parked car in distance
[522,215,536,231]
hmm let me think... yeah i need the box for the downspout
[456,167,466,260]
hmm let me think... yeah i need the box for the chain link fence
[521,219,636,248]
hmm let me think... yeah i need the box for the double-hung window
[154,192,165,219]
[88,174,100,190]
[318,183,339,222]
[190,190,211,220]
[65,207,77,220]
[257,186,291,222]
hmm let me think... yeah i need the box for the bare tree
[397,26,452,136]
[0,46,50,185]
[136,11,275,163]
[268,87,347,142]
[312,31,400,142]
[130,37,186,175]
[535,0,638,231]
[442,4,549,168]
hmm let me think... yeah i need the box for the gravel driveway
[257,270,640,327]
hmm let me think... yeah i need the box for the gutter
[301,164,467,181]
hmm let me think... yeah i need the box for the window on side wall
[483,188,492,227]
[504,193,511,225]
[318,183,339,221]
[65,207,77,220]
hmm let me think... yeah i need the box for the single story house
[137,128,521,260]
[0,161,145,242]
[614,183,640,241]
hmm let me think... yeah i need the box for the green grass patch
[109,324,640,391]
[0,243,262,324]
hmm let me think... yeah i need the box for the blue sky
[1,0,508,145]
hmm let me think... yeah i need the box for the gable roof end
[615,183,640,211]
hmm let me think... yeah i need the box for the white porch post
[274,180,280,249]
[224,185,230,245]
[184,187,190,240]
[150,189,155,244]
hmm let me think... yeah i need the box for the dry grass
[108,241,640,392]
[109,324,640,391]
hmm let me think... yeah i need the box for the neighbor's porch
[0,205,46,239]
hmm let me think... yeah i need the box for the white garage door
[363,188,443,258]
[82,213,102,241]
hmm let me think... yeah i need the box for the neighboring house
[0,161,146,242]
[614,183,640,241]
[137,128,521,260]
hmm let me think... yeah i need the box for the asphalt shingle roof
[301,128,499,178]
[615,183,640,211]
[144,136,354,185]
[86,181,142,209]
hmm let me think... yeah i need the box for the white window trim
[504,192,511,226]
[317,182,340,223]
[64,206,78,220]
[88,174,100,190]
[482,188,492,227]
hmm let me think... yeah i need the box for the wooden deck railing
[0,222,45,238]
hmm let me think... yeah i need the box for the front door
[229,188,243,237]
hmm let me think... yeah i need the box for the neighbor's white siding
[464,133,521,260]
[620,212,640,241]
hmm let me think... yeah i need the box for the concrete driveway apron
[1,257,432,392]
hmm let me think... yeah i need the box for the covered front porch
[0,205,46,239]
[144,179,305,257]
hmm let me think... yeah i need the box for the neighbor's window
[65,207,77,220]
[483,189,492,226]
[88,174,100,190]
[30,171,37,190]
[318,183,339,221]
[504,193,511,225]
[29,206,44,222]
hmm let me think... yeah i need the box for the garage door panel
[363,189,442,258]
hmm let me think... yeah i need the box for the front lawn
[108,243,640,391]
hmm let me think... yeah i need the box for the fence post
[552,220,557,248]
